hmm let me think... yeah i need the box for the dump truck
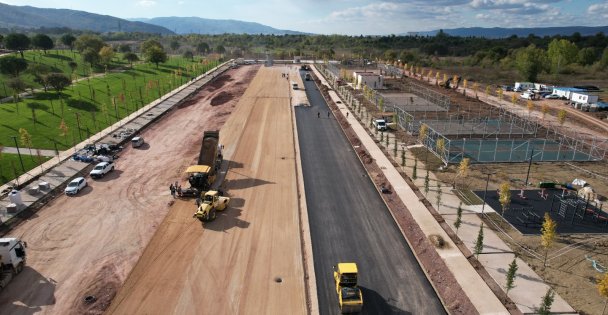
[333,262,363,313]
[188,131,223,190]
[0,238,27,290]
[193,190,230,221]
[198,131,222,169]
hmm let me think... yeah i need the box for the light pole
[481,168,497,215]
[11,136,25,173]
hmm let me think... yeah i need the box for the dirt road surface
[0,65,256,314]
[106,66,307,315]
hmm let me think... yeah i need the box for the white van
[131,136,144,148]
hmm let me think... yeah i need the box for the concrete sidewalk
[1,147,59,157]
[313,65,576,314]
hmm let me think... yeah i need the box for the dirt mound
[208,74,233,90]
[71,264,120,315]
[210,91,234,106]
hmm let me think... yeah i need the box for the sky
[2,0,608,35]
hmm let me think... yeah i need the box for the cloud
[589,2,608,18]
[136,0,156,7]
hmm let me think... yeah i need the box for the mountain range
[414,26,608,38]
[0,2,173,34]
[131,17,306,35]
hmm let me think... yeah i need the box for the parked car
[544,94,560,99]
[65,177,87,195]
[501,85,513,91]
[89,161,115,179]
[131,136,144,148]
[520,92,534,100]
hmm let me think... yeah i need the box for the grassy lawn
[0,153,52,186]
[0,50,220,183]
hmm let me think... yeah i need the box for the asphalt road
[296,71,445,315]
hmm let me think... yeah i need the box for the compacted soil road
[0,66,256,314]
[106,66,307,315]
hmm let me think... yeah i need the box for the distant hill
[413,26,608,38]
[132,16,307,35]
[0,2,173,34]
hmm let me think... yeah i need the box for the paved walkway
[313,65,577,314]
[1,147,59,157]
[0,61,232,225]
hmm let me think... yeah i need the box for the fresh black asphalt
[295,71,445,315]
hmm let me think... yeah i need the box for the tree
[413,158,418,180]
[597,273,608,314]
[47,73,71,95]
[19,128,33,157]
[401,149,406,166]
[505,257,518,297]
[60,34,77,51]
[454,202,463,234]
[118,43,131,53]
[499,182,511,216]
[424,169,430,196]
[215,45,226,54]
[537,288,555,315]
[99,46,115,68]
[183,50,194,61]
[527,100,534,115]
[145,46,168,69]
[68,61,78,76]
[455,157,470,188]
[548,39,578,74]
[4,33,31,58]
[123,52,139,68]
[515,45,546,82]
[577,47,597,66]
[82,47,100,67]
[599,47,608,70]
[474,223,484,258]
[557,109,567,126]
[28,63,52,91]
[0,56,28,77]
[58,119,69,139]
[196,42,209,55]
[418,124,428,144]
[169,40,180,52]
[541,104,549,120]
[31,34,54,53]
[436,183,442,210]
[541,212,557,267]
[7,77,27,103]
[74,34,105,53]
[140,39,163,54]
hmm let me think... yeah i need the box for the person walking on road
[327,111,330,118]
[317,112,320,118]
[346,112,349,118]
[169,183,175,198]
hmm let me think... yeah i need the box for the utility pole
[11,136,25,173]
[481,168,497,215]
[525,148,534,187]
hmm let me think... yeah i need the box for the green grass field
[0,50,220,184]
[0,153,51,186]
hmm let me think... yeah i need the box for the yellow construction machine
[193,190,230,221]
[333,262,363,313]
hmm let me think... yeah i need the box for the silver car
[65,177,87,195]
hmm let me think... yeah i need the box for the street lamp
[11,136,25,173]
[481,167,497,215]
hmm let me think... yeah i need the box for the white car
[65,177,87,195]
[544,94,560,99]
[89,161,114,179]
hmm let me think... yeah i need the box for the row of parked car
[64,136,145,196]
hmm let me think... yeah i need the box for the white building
[354,72,384,90]
[571,92,599,104]
[552,87,586,100]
